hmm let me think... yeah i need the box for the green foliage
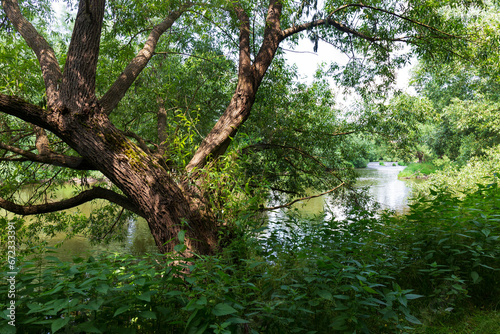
[0,218,422,334]
[412,145,500,199]
[383,176,500,317]
[415,309,500,333]
[398,162,438,179]
[2,175,500,333]
[412,4,500,165]
[351,157,369,168]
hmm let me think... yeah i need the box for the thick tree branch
[62,0,105,110]
[0,93,57,132]
[261,182,345,211]
[0,141,96,170]
[0,186,143,217]
[185,2,255,173]
[233,2,252,78]
[99,6,190,114]
[253,0,283,81]
[2,0,62,107]
[186,1,282,172]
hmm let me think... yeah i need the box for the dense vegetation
[2,0,500,333]
[2,176,499,333]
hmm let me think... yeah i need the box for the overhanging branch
[261,182,345,211]
[0,186,143,217]
[281,3,459,41]
[0,93,56,133]
[0,141,96,170]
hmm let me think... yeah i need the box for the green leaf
[227,317,249,324]
[134,278,146,286]
[139,311,157,319]
[333,295,350,300]
[174,244,186,252]
[86,299,104,311]
[471,271,480,284]
[405,314,422,325]
[212,303,237,316]
[196,296,207,306]
[136,290,156,302]
[316,290,332,300]
[178,230,186,243]
[113,305,130,317]
[397,295,408,307]
[362,286,378,294]
[96,284,109,294]
[76,321,103,333]
[0,324,17,334]
[405,294,424,300]
[51,317,70,333]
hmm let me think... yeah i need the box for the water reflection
[42,217,157,261]
[356,161,413,214]
[0,185,157,261]
[268,162,415,224]
[2,163,416,259]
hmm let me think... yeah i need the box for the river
[267,161,414,222]
[2,162,415,260]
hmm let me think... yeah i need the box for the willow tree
[0,0,475,254]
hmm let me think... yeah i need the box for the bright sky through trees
[284,38,416,105]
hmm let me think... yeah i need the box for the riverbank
[4,179,499,333]
[398,162,436,179]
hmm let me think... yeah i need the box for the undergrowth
[1,178,499,333]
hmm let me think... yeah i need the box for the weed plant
[1,179,499,333]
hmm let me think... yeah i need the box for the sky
[283,38,417,105]
[51,1,416,106]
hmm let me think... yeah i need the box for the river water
[3,162,415,260]
[356,161,413,214]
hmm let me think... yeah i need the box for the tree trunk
[56,111,219,254]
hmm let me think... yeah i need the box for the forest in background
[1,0,500,332]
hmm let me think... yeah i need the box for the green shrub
[382,178,500,316]
[398,162,437,178]
[1,179,498,333]
[352,157,369,168]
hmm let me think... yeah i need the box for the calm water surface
[357,161,414,214]
[3,162,416,259]
[267,161,416,223]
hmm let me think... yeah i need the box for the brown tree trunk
[57,112,219,254]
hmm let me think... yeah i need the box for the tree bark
[0,1,219,254]
[46,110,219,254]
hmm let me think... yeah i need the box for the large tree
[0,0,475,254]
